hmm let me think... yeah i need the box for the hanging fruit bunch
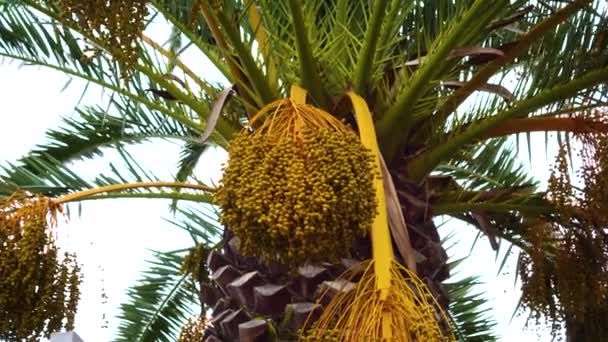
[54,0,148,77]
[0,192,81,341]
[180,243,211,283]
[216,88,378,269]
[178,316,209,342]
[519,134,608,339]
[212,88,452,341]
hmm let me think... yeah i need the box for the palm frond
[436,138,537,190]
[446,276,499,342]
[441,234,499,342]
[1,144,215,206]
[409,65,608,181]
[422,0,608,167]
[516,1,608,104]
[0,155,89,196]
[115,206,221,341]
[149,0,232,83]
[114,249,198,342]
[0,5,226,198]
[175,143,209,183]
[378,0,511,159]
[18,103,193,168]
[0,3,157,108]
[2,1,241,142]
[287,0,331,108]
[164,206,223,246]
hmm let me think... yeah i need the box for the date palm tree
[1,0,608,341]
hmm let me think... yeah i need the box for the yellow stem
[55,182,215,205]
[347,91,394,339]
[290,84,308,104]
[347,93,393,288]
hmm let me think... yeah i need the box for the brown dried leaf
[442,80,514,101]
[404,47,505,67]
[379,154,420,271]
[470,211,499,250]
[198,85,235,144]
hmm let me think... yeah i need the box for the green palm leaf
[115,207,220,342]
[446,276,499,342]
[437,138,537,191]
[114,250,198,342]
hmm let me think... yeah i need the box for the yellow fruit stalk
[347,92,393,300]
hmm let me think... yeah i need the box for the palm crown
[1,0,608,341]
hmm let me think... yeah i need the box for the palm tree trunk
[565,312,608,342]
[566,318,584,342]
[392,170,452,309]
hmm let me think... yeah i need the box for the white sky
[0,19,561,342]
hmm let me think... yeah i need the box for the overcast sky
[0,18,560,341]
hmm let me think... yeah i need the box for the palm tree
[1,0,608,340]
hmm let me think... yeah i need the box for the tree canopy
[1,0,608,341]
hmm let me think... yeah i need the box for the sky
[0,17,560,342]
